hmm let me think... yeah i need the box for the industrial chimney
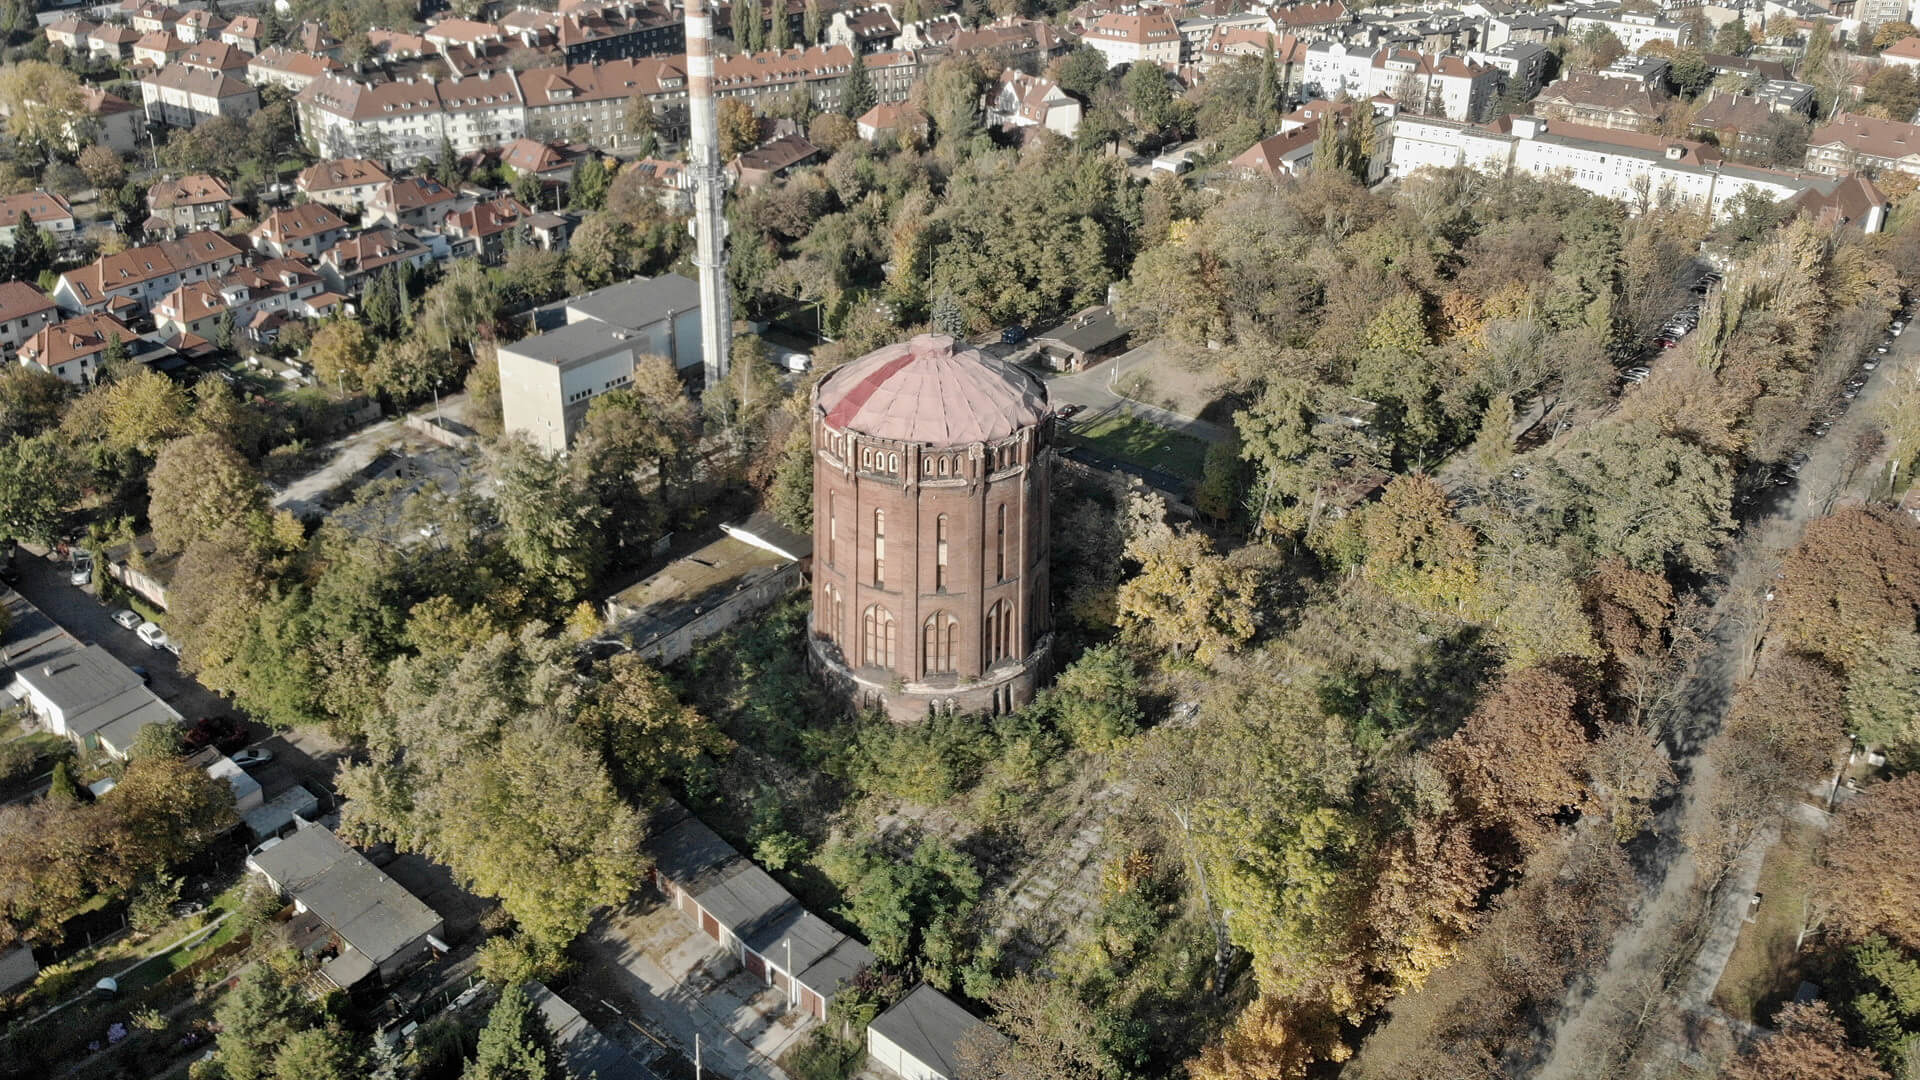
[684,0,734,386]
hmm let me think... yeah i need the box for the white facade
[1389,113,1815,220]
[1567,10,1688,51]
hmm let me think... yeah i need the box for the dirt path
[1528,333,1906,1078]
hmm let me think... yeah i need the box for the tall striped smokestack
[685,0,733,387]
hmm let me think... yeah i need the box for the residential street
[1529,319,1912,1078]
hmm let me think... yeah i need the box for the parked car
[1057,403,1083,419]
[229,748,273,768]
[1000,326,1027,345]
[1865,359,1879,371]
[69,554,91,587]
[135,621,169,650]
[112,609,142,630]
[1620,367,1651,383]
[131,666,149,685]
[182,716,246,754]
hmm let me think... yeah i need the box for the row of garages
[644,802,1000,1079]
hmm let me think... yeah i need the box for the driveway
[576,896,812,1080]
[1043,340,1232,444]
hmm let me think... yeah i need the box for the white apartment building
[1303,43,1500,122]
[1566,8,1689,52]
[140,62,259,127]
[1388,113,1851,224]
[296,70,527,168]
[1081,7,1182,68]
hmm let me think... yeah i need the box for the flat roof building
[499,273,702,453]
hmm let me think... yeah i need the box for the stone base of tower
[808,635,1052,723]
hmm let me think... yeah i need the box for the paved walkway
[1042,341,1233,445]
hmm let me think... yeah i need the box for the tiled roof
[1809,112,1920,161]
[297,158,393,192]
[58,231,242,302]
[0,191,74,226]
[141,62,255,98]
[815,333,1049,445]
[372,176,457,213]
[0,282,56,324]
[147,174,231,209]
[252,203,346,243]
[20,313,131,371]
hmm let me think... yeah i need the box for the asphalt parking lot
[10,547,235,729]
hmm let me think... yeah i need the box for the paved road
[1529,317,1910,1078]
[1042,340,1233,444]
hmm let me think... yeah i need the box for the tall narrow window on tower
[996,504,1007,581]
[873,509,886,588]
[935,514,949,591]
[827,494,837,569]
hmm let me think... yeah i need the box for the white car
[135,622,169,650]
[112,609,142,630]
[69,555,91,587]
[229,748,273,768]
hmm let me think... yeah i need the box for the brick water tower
[808,333,1054,720]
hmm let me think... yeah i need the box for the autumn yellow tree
[1115,494,1262,665]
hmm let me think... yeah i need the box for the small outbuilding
[1030,306,1130,372]
[867,983,1001,1080]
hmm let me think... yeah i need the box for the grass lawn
[1712,819,1823,1024]
[1070,412,1210,484]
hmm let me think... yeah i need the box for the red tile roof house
[249,203,350,260]
[366,176,459,231]
[727,133,822,187]
[145,173,232,234]
[152,256,333,342]
[441,195,540,264]
[53,231,244,316]
[295,158,394,213]
[0,282,59,359]
[317,228,434,297]
[0,191,76,245]
[19,312,135,385]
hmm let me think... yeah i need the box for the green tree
[10,212,52,280]
[213,955,322,1080]
[1046,644,1143,751]
[148,431,266,556]
[768,2,790,49]
[1848,630,1920,761]
[0,433,75,546]
[1125,61,1176,135]
[767,421,814,531]
[46,759,78,804]
[1714,16,1752,54]
[466,985,561,1080]
[308,318,378,392]
[436,722,641,949]
[840,56,878,118]
[719,97,761,159]
[273,1026,366,1080]
[1256,37,1283,120]
[569,154,609,211]
[1054,45,1110,100]
[576,654,724,791]
[803,0,822,44]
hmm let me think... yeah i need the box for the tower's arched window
[995,504,1007,581]
[923,611,957,674]
[826,493,837,569]
[934,514,949,592]
[873,509,886,588]
[985,600,1010,665]
[862,605,896,669]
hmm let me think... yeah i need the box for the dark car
[182,715,247,754]
[1000,326,1027,345]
